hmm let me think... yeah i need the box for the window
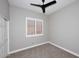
[27,20,35,35]
[26,17,43,37]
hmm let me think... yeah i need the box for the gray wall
[0,0,9,57]
[0,0,9,19]
[49,0,79,54]
[9,5,48,52]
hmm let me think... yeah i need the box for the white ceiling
[8,0,76,15]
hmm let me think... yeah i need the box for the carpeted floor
[7,43,78,58]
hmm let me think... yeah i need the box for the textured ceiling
[8,0,76,15]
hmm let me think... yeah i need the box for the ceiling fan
[30,0,57,13]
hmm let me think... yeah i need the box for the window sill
[26,34,44,37]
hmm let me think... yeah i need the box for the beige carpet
[7,43,78,58]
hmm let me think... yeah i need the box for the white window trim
[26,17,44,37]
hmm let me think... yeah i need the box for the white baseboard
[8,41,49,54]
[48,41,79,57]
[8,41,79,57]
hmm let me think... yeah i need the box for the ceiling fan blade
[31,3,42,7]
[42,7,45,13]
[44,0,56,8]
